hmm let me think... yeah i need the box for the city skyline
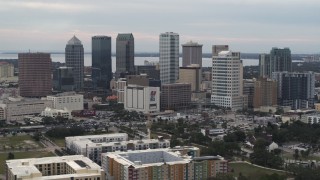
[0,0,319,53]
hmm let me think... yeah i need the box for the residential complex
[161,83,191,110]
[182,41,203,67]
[211,50,247,110]
[5,155,105,180]
[67,136,170,164]
[159,32,179,84]
[102,149,228,180]
[65,35,84,91]
[116,33,135,77]
[47,92,83,111]
[92,36,112,89]
[272,71,315,109]
[18,53,52,97]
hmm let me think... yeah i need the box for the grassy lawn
[229,162,289,180]
[50,138,65,147]
[0,135,42,150]
[0,151,55,175]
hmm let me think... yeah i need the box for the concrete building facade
[211,50,247,110]
[124,85,160,114]
[253,77,277,109]
[65,36,84,91]
[159,32,179,84]
[0,62,14,78]
[182,41,203,67]
[18,53,52,97]
[47,92,83,111]
[161,83,191,110]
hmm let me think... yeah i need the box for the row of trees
[46,127,85,138]
[255,121,320,145]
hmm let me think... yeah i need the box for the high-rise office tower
[18,53,52,97]
[260,47,291,78]
[116,33,134,78]
[259,54,271,77]
[253,77,277,109]
[159,32,179,84]
[92,36,112,89]
[53,67,75,92]
[182,41,203,67]
[211,50,247,110]
[272,71,314,110]
[65,35,84,91]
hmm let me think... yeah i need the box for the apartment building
[5,155,105,180]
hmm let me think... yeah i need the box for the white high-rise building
[159,32,179,84]
[211,50,247,110]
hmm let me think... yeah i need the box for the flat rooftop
[105,149,191,168]
[6,155,103,179]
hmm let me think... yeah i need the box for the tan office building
[253,77,277,108]
[178,65,202,92]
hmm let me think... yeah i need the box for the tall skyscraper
[92,36,112,89]
[272,71,314,110]
[18,53,52,97]
[259,54,271,77]
[270,47,292,73]
[116,33,134,78]
[211,50,247,110]
[260,47,292,78]
[159,32,179,84]
[182,41,203,67]
[65,35,84,91]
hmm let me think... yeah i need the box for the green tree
[7,152,14,159]
[293,149,300,160]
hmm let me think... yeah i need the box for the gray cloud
[0,0,319,53]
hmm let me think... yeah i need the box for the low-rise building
[65,133,128,153]
[301,113,320,124]
[47,92,83,111]
[102,149,228,180]
[5,155,105,180]
[68,137,170,164]
[0,97,52,122]
[41,107,72,119]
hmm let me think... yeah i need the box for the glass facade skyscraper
[92,36,112,89]
[116,33,134,78]
[65,36,84,91]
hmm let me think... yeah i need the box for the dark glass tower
[116,33,134,78]
[65,35,84,91]
[92,36,112,89]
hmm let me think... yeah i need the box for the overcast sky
[0,0,319,53]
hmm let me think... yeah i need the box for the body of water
[0,53,260,72]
